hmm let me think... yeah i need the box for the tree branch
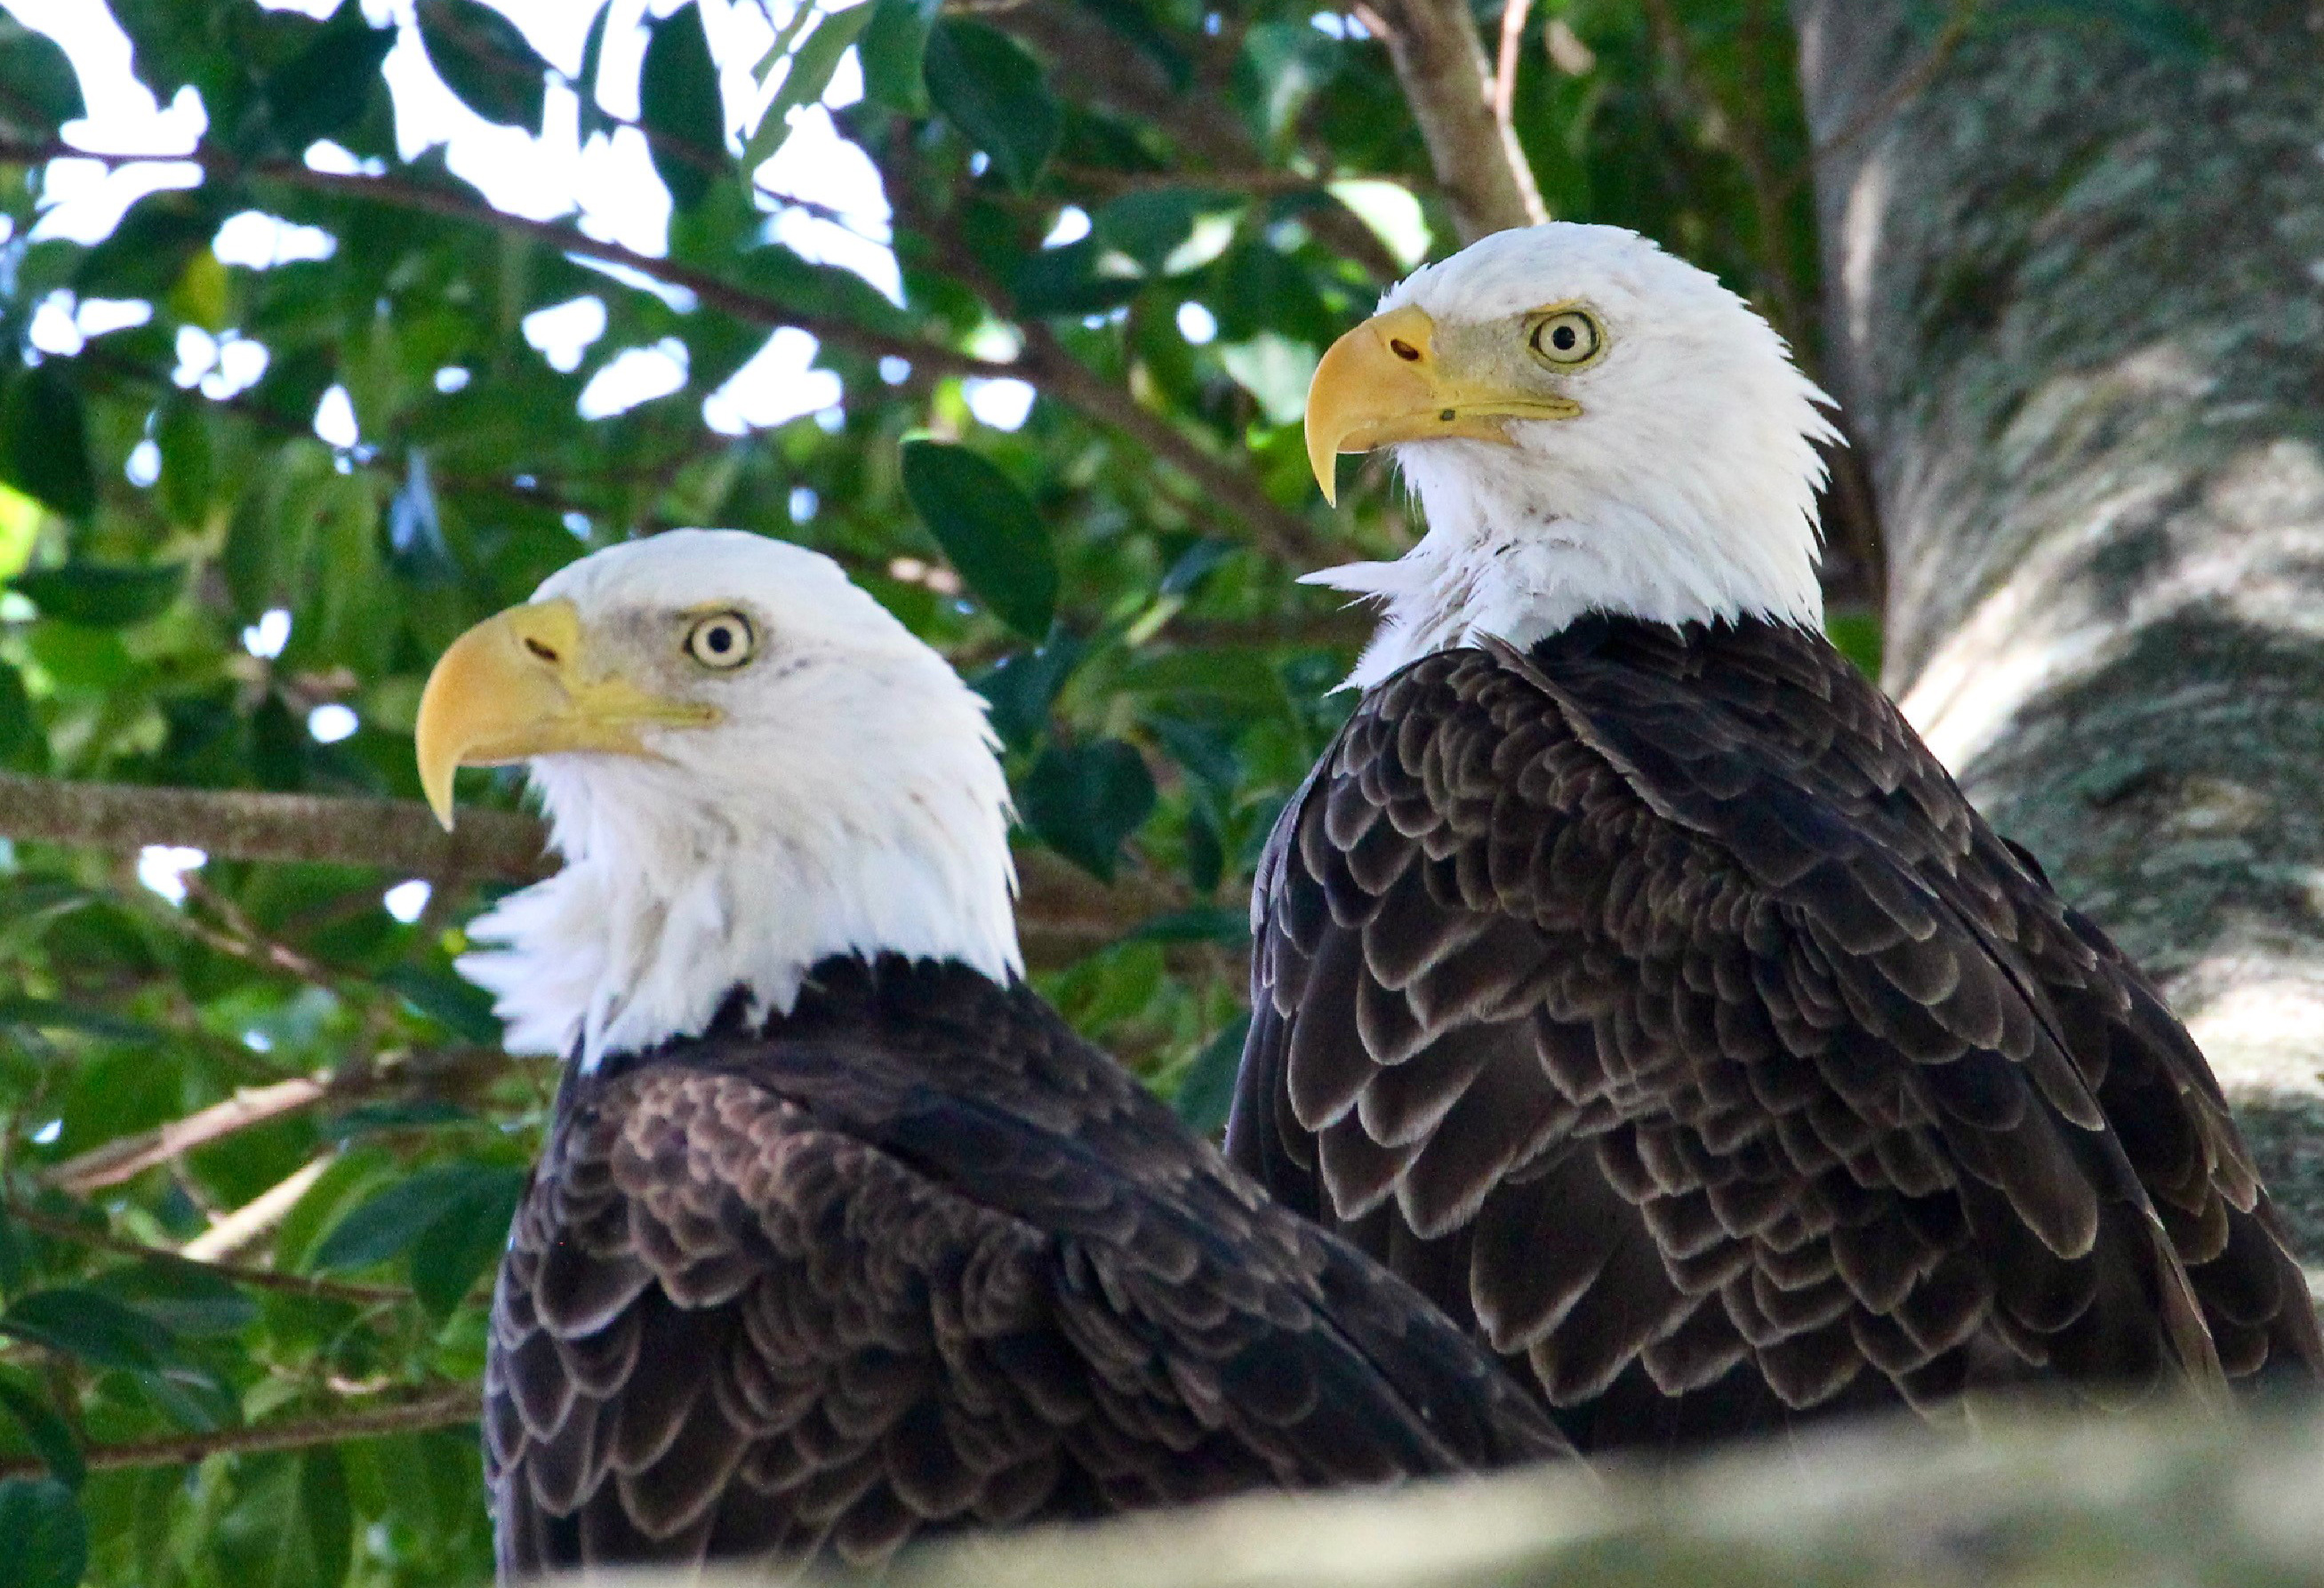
[1355,0,1545,242]
[0,772,552,882]
[0,774,1190,963]
[43,1078,333,1193]
[0,1384,475,1480]
[2,1199,409,1308]
[0,138,1312,557]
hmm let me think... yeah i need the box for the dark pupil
[1551,325,1577,351]
[706,626,732,653]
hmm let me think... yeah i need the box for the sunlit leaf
[900,439,1058,638]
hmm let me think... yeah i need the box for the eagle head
[413,530,1020,1065]
[1302,222,1839,686]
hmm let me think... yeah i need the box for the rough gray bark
[1794,0,2324,1261]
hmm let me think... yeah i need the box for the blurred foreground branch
[0,1384,475,1481]
[578,1401,2324,1588]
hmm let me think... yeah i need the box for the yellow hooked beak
[1304,304,1583,504]
[414,598,718,830]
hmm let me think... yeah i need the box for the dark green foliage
[415,0,549,132]
[900,438,1059,638]
[0,3,1868,1582]
[923,20,1059,194]
[0,1478,87,1588]
[1021,738,1157,880]
[639,3,722,210]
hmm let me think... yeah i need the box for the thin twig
[43,1078,334,1193]
[0,1385,476,1480]
[1494,0,1535,124]
[3,1199,411,1307]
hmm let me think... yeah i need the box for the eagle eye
[685,612,756,670]
[1529,309,1602,367]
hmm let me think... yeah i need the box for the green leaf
[742,3,878,172]
[1825,610,1882,679]
[213,1451,351,1588]
[5,564,183,628]
[88,1260,259,1339]
[1983,0,2215,58]
[0,21,84,129]
[1012,238,1145,318]
[262,7,394,148]
[0,1382,83,1489]
[406,1166,525,1317]
[973,631,1085,750]
[415,0,550,131]
[1020,738,1156,881]
[379,964,502,1044]
[0,367,94,522]
[0,1287,177,1374]
[0,661,38,769]
[640,3,724,212]
[899,439,1058,638]
[858,0,940,114]
[1096,188,1222,273]
[1170,1012,1250,1135]
[923,19,1058,193]
[311,1162,510,1274]
[0,1478,86,1588]
[0,998,164,1046]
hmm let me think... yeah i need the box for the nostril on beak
[1389,339,1422,363]
[524,638,559,663]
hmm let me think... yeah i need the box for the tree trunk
[1793,0,2324,1263]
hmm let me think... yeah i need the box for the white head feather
[455,531,1020,1067]
[1312,223,1840,687]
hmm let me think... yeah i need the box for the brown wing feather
[489,960,1570,1578]
[1230,617,2320,1456]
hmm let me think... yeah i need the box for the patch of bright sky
[125,437,159,485]
[383,878,431,923]
[244,608,293,660]
[213,210,339,269]
[523,295,608,373]
[137,844,205,904]
[579,337,689,419]
[173,326,270,400]
[27,0,900,438]
[965,379,1035,431]
[313,384,359,448]
[1042,206,1091,248]
[26,290,152,357]
[705,326,839,434]
[309,702,359,743]
[1177,301,1218,345]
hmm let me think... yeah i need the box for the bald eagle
[1229,224,2322,1454]
[413,531,1567,1576]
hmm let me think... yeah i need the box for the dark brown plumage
[486,952,1569,1577]
[1230,614,2322,1456]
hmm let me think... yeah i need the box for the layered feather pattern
[1230,616,2321,1453]
[488,954,1570,1576]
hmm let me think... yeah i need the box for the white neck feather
[455,674,1021,1070]
[1312,434,1829,689]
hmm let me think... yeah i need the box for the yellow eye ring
[685,612,756,670]
[1529,309,1602,366]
